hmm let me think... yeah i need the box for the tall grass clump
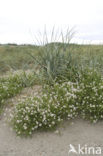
[29,27,81,83]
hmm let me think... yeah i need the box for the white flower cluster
[12,81,81,136]
[79,78,103,123]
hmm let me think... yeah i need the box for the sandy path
[0,116,103,156]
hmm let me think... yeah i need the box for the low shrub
[79,69,103,122]
[0,71,38,113]
[0,74,22,110]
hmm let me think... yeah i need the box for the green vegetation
[0,70,38,113]
[0,45,39,73]
[11,69,103,136]
[0,44,103,75]
[0,40,103,136]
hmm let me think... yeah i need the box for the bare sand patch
[0,115,103,156]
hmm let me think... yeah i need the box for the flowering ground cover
[10,69,103,136]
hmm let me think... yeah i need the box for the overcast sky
[0,0,103,44]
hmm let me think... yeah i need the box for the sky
[0,0,103,44]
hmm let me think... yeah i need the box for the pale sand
[0,115,103,156]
